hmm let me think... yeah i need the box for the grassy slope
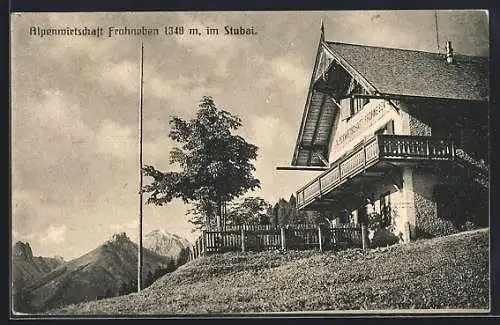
[50,229,489,315]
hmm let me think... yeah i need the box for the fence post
[405,221,412,243]
[318,226,323,252]
[281,227,286,250]
[361,223,368,250]
[202,231,207,255]
[241,228,246,252]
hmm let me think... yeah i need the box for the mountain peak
[148,229,169,237]
[13,241,33,261]
[143,229,191,259]
[101,233,135,252]
[110,232,130,243]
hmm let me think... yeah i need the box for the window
[352,97,369,115]
[375,120,395,135]
[340,85,370,120]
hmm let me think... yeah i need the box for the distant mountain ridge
[15,233,172,313]
[12,241,65,286]
[12,242,66,314]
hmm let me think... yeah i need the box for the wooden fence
[188,224,362,261]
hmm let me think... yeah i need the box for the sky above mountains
[11,10,489,260]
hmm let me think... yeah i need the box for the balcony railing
[296,135,455,209]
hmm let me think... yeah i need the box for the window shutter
[386,120,394,134]
[340,98,352,120]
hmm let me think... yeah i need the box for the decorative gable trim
[322,42,378,96]
[313,45,336,84]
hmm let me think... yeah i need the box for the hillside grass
[49,229,489,315]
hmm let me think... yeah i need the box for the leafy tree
[143,96,260,230]
[226,196,271,226]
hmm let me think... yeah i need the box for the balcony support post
[318,226,323,252]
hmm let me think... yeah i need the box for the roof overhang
[291,41,377,167]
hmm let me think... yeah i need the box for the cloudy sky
[11,10,488,260]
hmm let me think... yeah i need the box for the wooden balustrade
[296,135,455,209]
[379,136,454,160]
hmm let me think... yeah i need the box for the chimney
[446,41,454,64]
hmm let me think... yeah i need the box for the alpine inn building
[289,30,489,245]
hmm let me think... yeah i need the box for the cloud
[38,225,67,245]
[95,120,136,159]
[12,230,36,243]
[13,89,90,141]
[172,13,259,78]
[126,219,139,229]
[98,60,139,94]
[250,115,293,149]
[269,55,310,93]
[109,219,139,231]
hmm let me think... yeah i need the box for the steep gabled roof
[291,40,489,167]
[325,42,489,102]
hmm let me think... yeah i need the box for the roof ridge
[325,41,488,59]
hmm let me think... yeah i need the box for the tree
[270,195,327,226]
[166,258,176,273]
[288,194,309,224]
[104,288,113,299]
[277,198,289,226]
[145,270,154,288]
[177,247,190,266]
[118,281,128,296]
[304,210,326,225]
[143,96,261,230]
[271,203,279,225]
[226,196,271,226]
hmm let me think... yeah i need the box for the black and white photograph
[10,10,490,316]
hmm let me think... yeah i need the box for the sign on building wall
[334,100,390,147]
[329,99,398,163]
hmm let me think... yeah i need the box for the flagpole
[434,10,440,53]
[138,42,144,292]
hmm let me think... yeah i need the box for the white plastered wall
[327,98,417,242]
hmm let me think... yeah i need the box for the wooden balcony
[296,135,456,209]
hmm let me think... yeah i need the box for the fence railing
[188,225,362,261]
[297,134,456,209]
